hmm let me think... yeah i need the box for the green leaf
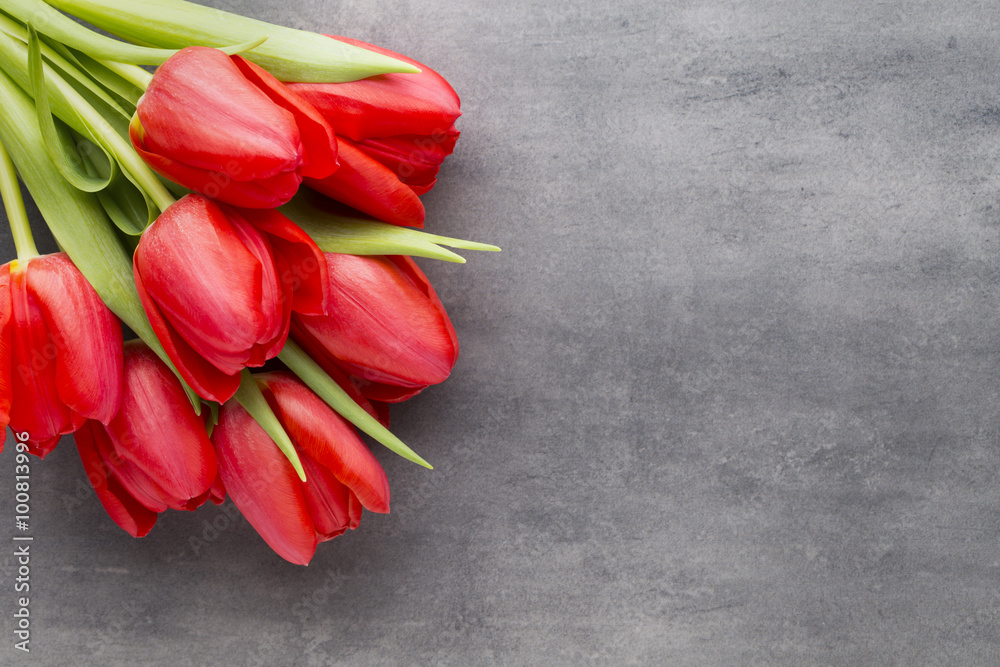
[78,138,152,236]
[25,24,156,234]
[88,58,152,96]
[28,26,113,192]
[203,401,219,439]
[56,45,143,108]
[45,0,419,82]
[278,340,433,469]
[281,192,501,262]
[234,369,306,482]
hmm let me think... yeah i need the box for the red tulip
[212,372,390,565]
[0,253,122,457]
[291,36,461,227]
[133,194,329,403]
[74,342,219,537]
[291,254,458,403]
[130,46,338,208]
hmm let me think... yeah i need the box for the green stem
[280,193,501,263]
[96,59,152,90]
[0,0,183,64]
[0,13,130,116]
[278,340,432,469]
[45,0,419,82]
[234,369,305,481]
[0,139,38,260]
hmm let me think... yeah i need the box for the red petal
[75,421,158,537]
[130,132,303,208]
[235,207,330,316]
[288,319,385,423]
[259,372,390,514]
[212,401,317,565]
[136,196,273,376]
[298,452,352,541]
[371,400,391,428]
[231,56,338,180]
[346,377,427,404]
[28,254,123,424]
[25,436,63,459]
[106,343,217,506]
[391,255,459,351]
[0,264,12,432]
[133,258,240,403]
[291,254,457,390]
[208,472,226,505]
[305,138,425,228]
[92,424,174,513]
[347,491,362,530]
[354,128,459,195]
[221,208,286,366]
[138,47,303,180]
[8,261,80,451]
[263,251,294,363]
[287,36,461,142]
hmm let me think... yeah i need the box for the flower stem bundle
[0,0,497,564]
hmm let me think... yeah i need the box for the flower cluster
[0,0,495,564]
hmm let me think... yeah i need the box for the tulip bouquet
[0,0,496,564]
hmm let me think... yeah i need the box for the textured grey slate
[1,0,1000,664]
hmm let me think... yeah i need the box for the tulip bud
[130,46,338,208]
[292,37,462,227]
[212,372,390,565]
[133,194,329,403]
[75,342,219,537]
[0,253,123,457]
[291,253,458,403]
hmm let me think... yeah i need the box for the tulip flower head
[130,46,339,208]
[212,372,390,565]
[291,253,458,403]
[75,342,219,537]
[133,194,329,403]
[292,36,462,227]
[0,253,122,457]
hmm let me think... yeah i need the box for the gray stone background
[1,0,1000,664]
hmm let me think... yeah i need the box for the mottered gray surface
[1,0,1000,664]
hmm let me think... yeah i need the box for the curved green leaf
[281,191,501,262]
[28,26,113,192]
[235,369,305,482]
[278,340,432,469]
[79,138,151,236]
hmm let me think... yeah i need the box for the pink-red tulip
[291,253,458,403]
[75,342,219,537]
[130,46,338,208]
[0,253,122,457]
[133,194,329,403]
[212,372,390,565]
[291,36,461,227]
